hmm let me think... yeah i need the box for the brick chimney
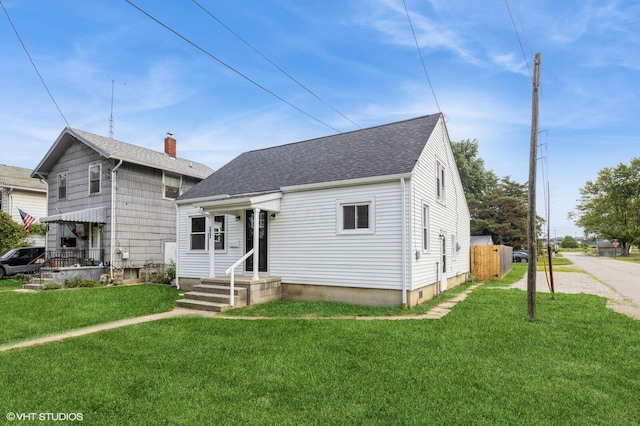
[164,132,176,158]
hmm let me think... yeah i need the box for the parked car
[0,247,46,279]
[513,251,529,263]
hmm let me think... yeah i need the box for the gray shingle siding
[178,113,441,201]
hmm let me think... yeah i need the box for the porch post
[208,212,215,278]
[252,207,260,281]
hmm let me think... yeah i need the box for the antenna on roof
[108,77,125,139]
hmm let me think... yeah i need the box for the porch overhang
[39,206,107,224]
[194,191,282,214]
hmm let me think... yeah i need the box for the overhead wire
[0,0,71,128]
[125,0,341,133]
[192,0,362,131]
[402,0,441,113]
[504,0,532,79]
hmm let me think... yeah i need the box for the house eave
[193,191,283,213]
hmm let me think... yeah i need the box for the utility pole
[527,52,541,322]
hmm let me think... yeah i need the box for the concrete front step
[22,283,43,290]
[175,298,232,312]
[176,283,248,312]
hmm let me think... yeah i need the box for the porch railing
[45,249,104,268]
[224,248,254,307]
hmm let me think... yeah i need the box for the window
[436,161,445,202]
[89,164,101,194]
[343,204,369,230]
[213,215,226,250]
[164,173,181,199]
[58,173,67,199]
[422,205,430,251]
[190,215,227,251]
[190,216,207,250]
[337,198,375,234]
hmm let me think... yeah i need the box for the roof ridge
[244,113,442,154]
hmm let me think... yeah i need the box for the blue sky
[1,0,638,238]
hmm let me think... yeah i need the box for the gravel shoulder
[507,268,639,319]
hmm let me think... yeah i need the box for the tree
[450,139,497,200]
[451,139,531,249]
[569,158,640,256]
[0,211,28,254]
[560,235,579,249]
[469,177,529,248]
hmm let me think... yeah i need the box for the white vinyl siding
[270,183,402,290]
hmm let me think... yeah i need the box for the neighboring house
[0,164,48,246]
[175,113,470,307]
[32,128,213,281]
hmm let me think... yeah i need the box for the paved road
[562,252,640,318]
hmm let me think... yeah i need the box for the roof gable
[179,113,442,201]
[32,128,213,180]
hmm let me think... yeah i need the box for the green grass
[223,282,473,318]
[1,287,639,425]
[0,285,179,345]
[0,278,26,291]
[616,253,640,264]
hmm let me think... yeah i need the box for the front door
[245,210,268,272]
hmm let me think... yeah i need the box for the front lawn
[1,279,639,424]
[0,285,179,345]
[0,278,28,291]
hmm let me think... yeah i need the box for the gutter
[109,159,123,280]
[401,178,407,307]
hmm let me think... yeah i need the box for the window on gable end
[58,172,67,199]
[436,161,445,203]
[422,204,430,251]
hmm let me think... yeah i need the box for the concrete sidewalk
[0,284,483,353]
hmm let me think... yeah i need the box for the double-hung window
[164,173,181,199]
[422,204,430,251]
[58,172,67,199]
[436,161,445,203]
[190,215,227,251]
[89,164,101,194]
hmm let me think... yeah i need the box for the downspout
[174,204,180,289]
[401,178,407,308]
[110,159,123,281]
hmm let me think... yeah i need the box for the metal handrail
[224,248,254,307]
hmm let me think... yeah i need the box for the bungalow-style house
[31,129,213,282]
[0,164,48,246]
[175,113,470,309]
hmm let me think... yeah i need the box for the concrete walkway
[0,284,483,353]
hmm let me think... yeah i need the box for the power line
[125,0,341,133]
[504,0,532,79]
[192,0,362,131]
[402,0,441,113]
[0,0,71,128]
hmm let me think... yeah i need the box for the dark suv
[0,247,46,279]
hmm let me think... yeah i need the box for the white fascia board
[194,192,282,212]
[281,172,412,193]
[174,194,230,206]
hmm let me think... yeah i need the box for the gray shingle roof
[0,164,47,191]
[178,113,441,201]
[32,128,213,179]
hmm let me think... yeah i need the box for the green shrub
[64,275,101,288]
[42,282,62,290]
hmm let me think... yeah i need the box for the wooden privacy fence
[471,245,512,281]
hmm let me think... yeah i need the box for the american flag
[18,209,36,232]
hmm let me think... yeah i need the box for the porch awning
[39,207,107,224]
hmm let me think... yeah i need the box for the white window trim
[88,163,101,195]
[188,215,208,252]
[163,172,182,200]
[422,203,430,252]
[336,197,375,235]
